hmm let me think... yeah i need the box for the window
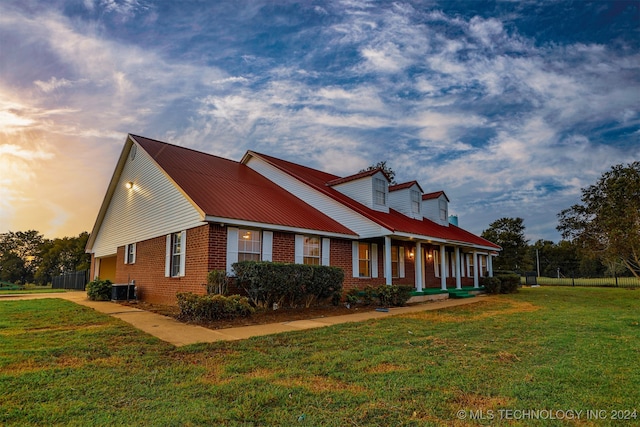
[303,236,321,265]
[374,178,386,206]
[439,199,447,221]
[433,249,440,277]
[467,253,474,277]
[238,229,261,261]
[411,190,421,214]
[391,246,399,278]
[165,232,186,278]
[479,255,487,277]
[125,243,136,264]
[171,233,182,277]
[358,242,371,277]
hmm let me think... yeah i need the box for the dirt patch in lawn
[118,300,377,330]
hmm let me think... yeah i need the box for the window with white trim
[238,229,261,261]
[166,231,186,278]
[171,233,182,277]
[433,248,440,277]
[374,178,387,206]
[391,246,399,278]
[125,243,136,264]
[358,242,371,277]
[467,253,474,277]
[411,190,421,214]
[479,255,487,277]
[439,199,447,221]
[303,236,321,265]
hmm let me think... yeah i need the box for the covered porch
[379,235,496,292]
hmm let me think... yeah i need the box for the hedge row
[345,284,413,307]
[176,292,254,321]
[232,261,344,308]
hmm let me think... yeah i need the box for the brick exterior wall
[115,224,211,305]
[104,222,480,305]
[272,232,295,263]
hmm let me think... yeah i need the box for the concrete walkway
[1,291,484,347]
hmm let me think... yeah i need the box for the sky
[1,0,638,243]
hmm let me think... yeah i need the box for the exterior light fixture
[125,181,134,189]
[427,251,433,260]
[408,249,415,260]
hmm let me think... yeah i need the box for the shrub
[481,276,501,294]
[345,289,360,306]
[232,261,344,308]
[86,279,112,301]
[496,273,520,294]
[206,270,229,295]
[375,284,413,307]
[176,292,254,321]
[304,265,344,307]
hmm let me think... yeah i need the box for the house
[86,134,500,305]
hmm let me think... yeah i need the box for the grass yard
[0,289,67,295]
[1,287,638,426]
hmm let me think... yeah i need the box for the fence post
[615,272,618,288]
[572,273,575,287]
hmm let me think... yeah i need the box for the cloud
[34,77,74,93]
[0,0,637,242]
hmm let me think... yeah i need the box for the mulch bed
[118,300,377,330]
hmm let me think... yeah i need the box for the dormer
[327,168,390,213]
[388,181,424,220]
[422,191,450,226]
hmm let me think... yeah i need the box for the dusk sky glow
[1,0,638,242]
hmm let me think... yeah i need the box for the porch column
[455,246,462,289]
[473,251,479,288]
[384,236,392,286]
[440,245,447,290]
[488,253,494,277]
[415,242,423,292]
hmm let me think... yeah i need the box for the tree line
[0,231,90,285]
[482,162,639,279]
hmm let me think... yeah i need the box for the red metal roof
[422,191,449,201]
[389,180,423,193]
[131,135,356,236]
[326,168,389,186]
[247,151,500,249]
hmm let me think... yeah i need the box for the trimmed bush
[375,284,413,307]
[232,261,344,308]
[176,292,254,321]
[496,273,520,294]
[304,265,344,307]
[481,276,501,294]
[86,279,112,301]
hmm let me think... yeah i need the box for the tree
[0,230,45,283]
[360,161,397,185]
[34,232,91,285]
[0,251,28,284]
[481,217,531,272]
[557,162,640,278]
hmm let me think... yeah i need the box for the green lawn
[0,288,67,295]
[1,287,638,426]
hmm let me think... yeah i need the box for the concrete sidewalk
[1,291,484,346]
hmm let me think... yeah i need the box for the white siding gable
[245,156,389,238]
[91,141,205,258]
[389,184,423,220]
[331,171,389,213]
[422,194,449,226]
